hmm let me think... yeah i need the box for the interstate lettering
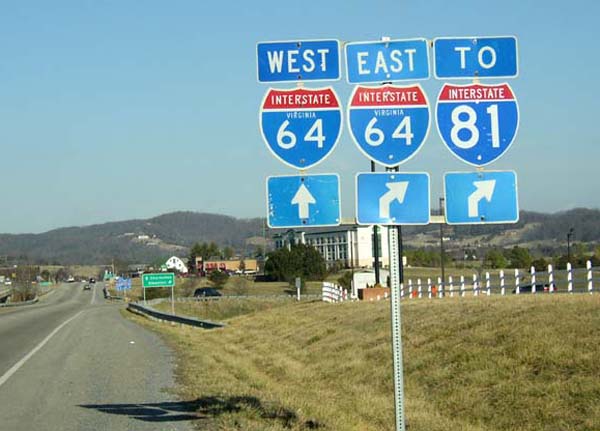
[269,93,332,107]
[448,86,506,100]
[358,90,419,104]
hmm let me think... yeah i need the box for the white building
[165,256,188,274]
[273,224,390,269]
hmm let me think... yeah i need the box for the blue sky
[0,1,598,233]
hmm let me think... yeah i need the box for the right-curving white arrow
[291,183,316,219]
[468,180,496,218]
[379,182,409,219]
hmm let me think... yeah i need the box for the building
[165,256,188,274]
[193,256,259,275]
[273,224,390,269]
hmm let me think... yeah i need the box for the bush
[209,270,229,288]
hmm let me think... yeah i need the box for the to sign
[348,84,430,167]
[142,273,175,288]
[436,83,519,166]
[433,36,518,79]
[345,39,430,84]
[260,87,342,169]
[257,40,341,83]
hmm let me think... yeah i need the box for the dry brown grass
[129,294,600,430]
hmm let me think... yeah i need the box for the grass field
[128,294,600,430]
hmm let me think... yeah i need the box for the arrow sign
[267,174,340,228]
[444,171,518,225]
[379,182,409,219]
[468,180,496,217]
[291,184,316,219]
[356,172,430,225]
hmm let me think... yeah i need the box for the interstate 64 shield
[348,84,430,167]
[436,83,519,167]
[259,87,342,170]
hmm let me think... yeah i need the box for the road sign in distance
[142,273,175,288]
[348,84,430,167]
[444,171,518,225]
[436,83,519,166]
[257,39,341,83]
[345,38,429,84]
[433,36,518,79]
[356,172,430,225]
[267,174,340,228]
[260,87,343,169]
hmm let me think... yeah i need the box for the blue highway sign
[356,172,430,225]
[348,84,430,167]
[436,83,519,166]
[345,39,430,84]
[433,36,518,79]
[267,174,340,228]
[444,171,519,225]
[257,39,341,83]
[260,87,343,169]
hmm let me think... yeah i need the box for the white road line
[0,310,85,389]
[91,284,96,305]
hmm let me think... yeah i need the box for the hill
[0,212,265,265]
[0,208,599,266]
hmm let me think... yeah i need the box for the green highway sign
[142,272,175,288]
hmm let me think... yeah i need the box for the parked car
[512,283,551,294]
[193,287,222,298]
[89,277,96,284]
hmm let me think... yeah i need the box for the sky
[0,1,598,233]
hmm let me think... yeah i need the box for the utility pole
[439,197,446,295]
[371,160,380,285]
[567,228,574,263]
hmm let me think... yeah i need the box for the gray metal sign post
[388,225,406,431]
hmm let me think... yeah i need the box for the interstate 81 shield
[260,87,342,170]
[436,83,519,167]
[348,84,430,167]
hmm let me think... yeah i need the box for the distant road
[0,283,193,431]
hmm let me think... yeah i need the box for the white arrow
[379,182,409,219]
[291,184,316,219]
[468,180,496,218]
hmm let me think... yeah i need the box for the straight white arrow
[468,180,496,218]
[291,183,316,219]
[379,182,409,219]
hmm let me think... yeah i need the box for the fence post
[437,277,443,298]
[449,276,454,298]
[567,263,573,293]
[500,270,505,296]
[417,278,422,299]
[531,266,536,294]
[486,272,491,296]
[408,279,413,299]
[427,278,432,299]
[400,282,404,298]
[548,264,554,293]
[587,260,593,294]
[472,274,478,296]
[460,275,465,297]
[515,268,520,295]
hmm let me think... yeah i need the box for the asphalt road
[0,283,194,431]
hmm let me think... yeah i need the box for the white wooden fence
[399,261,597,299]
[322,282,349,303]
